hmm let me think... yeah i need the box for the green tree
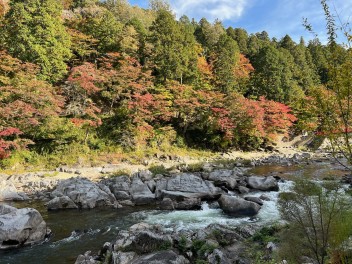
[194,18,225,54]
[279,34,296,51]
[247,34,264,59]
[118,24,140,56]
[279,35,320,91]
[308,39,330,84]
[150,9,194,83]
[291,39,320,91]
[249,45,297,102]
[227,27,248,54]
[213,34,240,93]
[79,9,123,53]
[2,0,72,82]
[178,15,198,84]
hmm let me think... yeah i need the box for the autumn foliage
[0,127,22,159]
[0,47,298,159]
[0,0,316,162]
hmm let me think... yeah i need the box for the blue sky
[128,0,352,43]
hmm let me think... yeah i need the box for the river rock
[129,223,153,232]
[0,180,26,201]
[48,178,116,209]
[246,176,279,191]
[129,177,155,205]
[145,180,156,193]
[47,196,78,210]
[155,173,222,201]
[75,251,99,264]
[138,170,153,181]
[0,204,50,249]
[132,231,173,254]
[159,198,175,210]
[110,176,132,200]
[174,198,201,210]
[208,249,231,264]
[218,195,261,217]
[238,186,250,194]
[131,250,189,264]
[259,194,271,201]
[207,169,238,190]
[244,196,264,206]
[114,191,131,200]
[113,251,137,264]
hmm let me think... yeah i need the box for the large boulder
[246,176,279,191]
[47,196,78,210]
[174,198,201,210]
[131,231,173,254]
[131,250,189,264]
[0,180,26,201]
[244,196,264,206]
[48,178,116,209]
[155,173,222,201]
[218,195,261,217]
[113,225,173,255]
[129,177,155,205]
[207,169,238,190]
[109,176,132,200]
[0,204,50,249]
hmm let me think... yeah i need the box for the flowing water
[0,161,348,264]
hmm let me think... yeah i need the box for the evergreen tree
[249,45,297,102]
[279,34,296,51]
[79,9,123,53]
[2,0,72,82]
[227,27,248,54]
[150,10,183,82]
[194,18,225,54]
[290,38,320,90]
[178,15,198,84]
[308,39,329,84]
[213,34,240,93]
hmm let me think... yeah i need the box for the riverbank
[0,147,335,202]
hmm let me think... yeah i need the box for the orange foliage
[234,54,254,78]
[0,0,9,17]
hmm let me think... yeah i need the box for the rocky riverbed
[0,150,349,263]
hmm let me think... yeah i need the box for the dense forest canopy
[0,0,349,167]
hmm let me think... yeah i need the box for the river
[0,161,348,264]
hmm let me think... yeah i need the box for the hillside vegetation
[0,0,349,169]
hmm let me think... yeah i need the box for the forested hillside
[0,0,349,168]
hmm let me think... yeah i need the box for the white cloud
[171,0,250,21]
